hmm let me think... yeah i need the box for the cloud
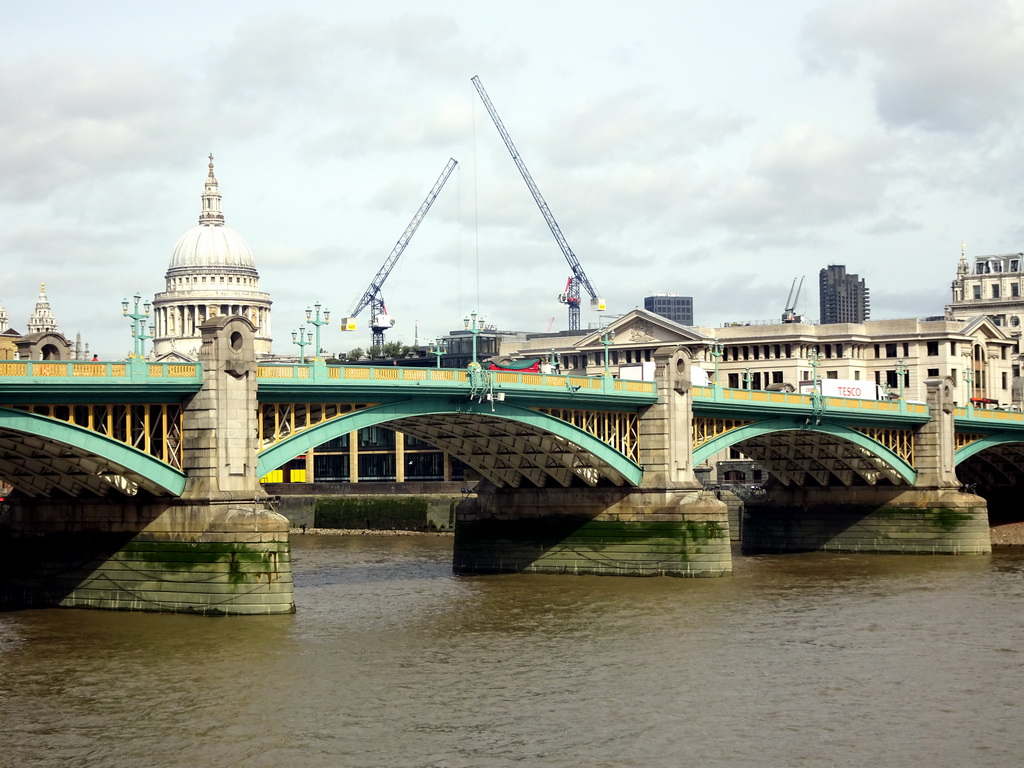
[0,51,201,200]
[711,124,891,236]
[802,0,1024,134]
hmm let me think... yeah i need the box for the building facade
[947,246,1024,335]
[151,156,273,360]
[644,294,694,326]
[819,265,869,324]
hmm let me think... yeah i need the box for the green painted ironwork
[0,360,203,403]
[0,406,187,495]
[256,363,659,409]
[691,416,918,485]
[255,397,645,486]
[690,385,929,427]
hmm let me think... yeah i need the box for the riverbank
[990,522,1024,546]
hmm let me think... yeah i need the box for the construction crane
[471,75,605,331]
[340,158,458,349]
[781,277,804,323]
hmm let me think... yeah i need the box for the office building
[644,294,693,326]
[819,265,869,324]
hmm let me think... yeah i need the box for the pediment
[576,309,710,350]
[961,314,1012,341]
[153,349,197,363]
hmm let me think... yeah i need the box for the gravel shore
[989,522,1024,546]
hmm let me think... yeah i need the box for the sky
[2,0,1023,358]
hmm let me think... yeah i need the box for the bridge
[0,316,1007,615]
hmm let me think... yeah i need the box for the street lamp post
[291,325,312,363]
[121,293,152,359]
[807,349,822,394]
[742,368,752,390]
[710,341,723,393]
[463,312,486,370]
[963,347,975,410]
[429,337,446,368]
[895,357,908,402]
[600,327,616,376]
[305,302,330,362]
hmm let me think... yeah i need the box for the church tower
[26,284,59,334]
[151,156,273,359]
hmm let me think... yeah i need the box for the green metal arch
[0,407,187,495]
[955,433,1024,464]
[693,416,917,484]
[257,397,644,485]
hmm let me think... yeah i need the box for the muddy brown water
[3,536,1023,767]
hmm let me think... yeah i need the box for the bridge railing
[0,360,202,383]
[256,363,657,397]
[691,385,929,417]
[954,406,1024,426]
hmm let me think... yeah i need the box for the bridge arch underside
[956,437,1024,519]
[258,400,643,489]
[697,420,916,487]
[0,408,186,498]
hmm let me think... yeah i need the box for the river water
[2,535,1023,767]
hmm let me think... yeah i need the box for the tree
[382,341,404,359]
[348,347,365,360]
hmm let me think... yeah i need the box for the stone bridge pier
[0,316,294,614]
[453,347,732,577]
[743,377,991,555]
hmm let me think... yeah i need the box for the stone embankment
[293,526,1024,544]
[290,528,451,537]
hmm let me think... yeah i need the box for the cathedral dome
[166,154,256,272]
[169,223,255,270]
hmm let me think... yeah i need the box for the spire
[27,282,58,334]
[198,153,225,226]
[957,240,969,277]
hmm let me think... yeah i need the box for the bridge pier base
[0,497,292,614]
[742,487,991,555]
[453,484,731,576]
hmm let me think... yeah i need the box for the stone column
[454,344,731,578]
[0,315,295,614]
[742,374,990,555]
[915,376,960,489]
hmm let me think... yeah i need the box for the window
[1014,284,1020,297]
[927,341,939,356]
[993,285,1001,299]
[886,343,898,358]
[1003,372,1008,389]
[1012,259,1020,272]
[974,286,982,299]
[826,371,838,379]
[728,373,739,388]
[903,342,909,356]
[928,368,939,377]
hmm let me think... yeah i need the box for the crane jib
[471,75,604,330]
[341,158,458,346]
